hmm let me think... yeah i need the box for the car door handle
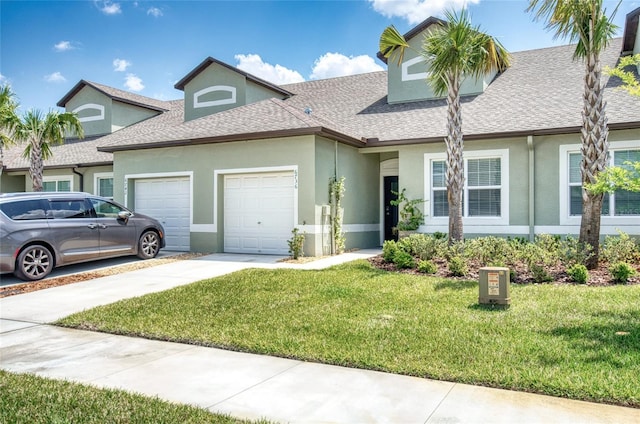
[98,224,107,229]
[88,223,98,229]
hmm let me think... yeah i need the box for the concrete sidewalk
[2,250,639,423]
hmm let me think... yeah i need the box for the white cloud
[54,41,75,52]
[147,7,163,17]
[113,58,131,72]
[369,0,479,24]
[97,1,122,15]
[45,72,66,83]
[310,53,384,80]
[235,54,305,85]
[124,74,144,91]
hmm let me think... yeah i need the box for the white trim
[401,56,429,81]
[299,223,379,235]
[379,158,399,245]
[535,225,640,236]
[124,171,193,228]
[214,165,299,230]
[559,140,640,226]
[422,224,530,235]
[194,85,237,108]
[93,172,113,198]
[72,103,105,122]
[424,149,510,227]
[42,175,73,192]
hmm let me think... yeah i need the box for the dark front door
[384,176,399,241]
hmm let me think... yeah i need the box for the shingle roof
[56,80,173,112]
[4,37,640,172]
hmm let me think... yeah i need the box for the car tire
[137,230,160,259]
[15,245,54,281]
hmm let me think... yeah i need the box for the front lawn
[0,370,268,423]
[57,261,640,407]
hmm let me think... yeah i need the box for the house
[2,9,639,256]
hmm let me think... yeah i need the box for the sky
[1,0,638,113]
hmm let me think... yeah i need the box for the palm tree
[0,84,20,172]
[380,9,511,244]
[528,0,618,269]
[14,109,84,191]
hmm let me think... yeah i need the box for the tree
[14,109,84,191]
[586,161,640,194]
[0,84,20,171]
[605,53,640,97]
[380,9,511,244]
[528,0,619,269]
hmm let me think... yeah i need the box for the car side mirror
[117,210,133,222]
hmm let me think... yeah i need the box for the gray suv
[0,192,165,281]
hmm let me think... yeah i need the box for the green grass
[57,260,640,407]
[0,370,268,423]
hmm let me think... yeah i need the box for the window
[431,156,503,218]
[97,177,114,199]
[43,178,71,192]
[90,198,126,219]
[568,149,640,217]
[49,200,92,219]
[0,199,48,220]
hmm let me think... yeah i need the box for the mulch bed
[368,255,640,286]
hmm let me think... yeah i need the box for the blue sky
[1,0,638,113]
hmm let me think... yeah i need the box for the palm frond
[379,25,410,66]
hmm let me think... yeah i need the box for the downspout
[527,136,535,241]
[72,166,84,193]
[331,140,338,254]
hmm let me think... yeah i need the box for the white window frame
[424,149,509,228]
[560,140,640,226]
[94,172,114,199]
[42,176,73,192]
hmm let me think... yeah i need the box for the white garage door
[135,177,190,251]
[224,171,295,255]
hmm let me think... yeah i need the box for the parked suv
[0,192,165,281]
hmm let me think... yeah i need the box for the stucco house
[2,10,639,256]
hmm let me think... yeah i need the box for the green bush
[465,236,513,266]
[602,232,639,264]
[382,240,399,263]
[558,236,593,266]
[567,263,588,284]
[531,264,553,283]
[287,228,305,259]
[398,234,446,260]
[417,259,437,274]
[393,250,416,269]
[609,262,637,284]
[448,256,468,277]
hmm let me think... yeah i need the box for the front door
[383,176,399,241]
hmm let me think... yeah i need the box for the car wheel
[15,245,54,281]
[137,230,160,259]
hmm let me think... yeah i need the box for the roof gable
[57,80,170,112]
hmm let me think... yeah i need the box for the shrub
[417,260,437,274]
[567,263,588,284]
[448,256,468,277]
[382,240,399,263]
[609,262,637,284]
[602,231,639,264]
[287,228,305,259]
[399,234,446,260]
[393,250,416,269]
[531,264,553,283]
[558,236,593,266]
[390,188,424,231]
[465,236,512,266]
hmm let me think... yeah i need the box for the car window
[0,199,49,220]
[91,198,126,218]
[49,199,93,219]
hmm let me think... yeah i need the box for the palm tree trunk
[446,75,464,244]
[579,51,609,269]
[30,138,44,192]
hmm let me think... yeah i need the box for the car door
[89,198,137,257]
[47,198,100,264]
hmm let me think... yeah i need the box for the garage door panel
[135,177,190,252]
[224,171,294,255]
